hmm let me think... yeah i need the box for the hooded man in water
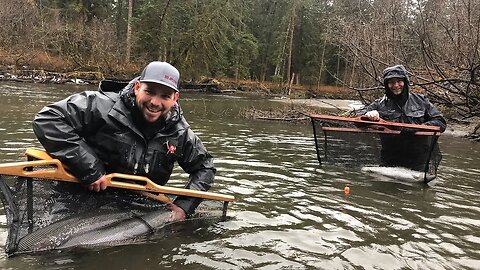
[356,64,447,171]
[33,61,216,222]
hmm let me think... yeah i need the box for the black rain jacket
[356,65,447,132]
[32,79,216,215]
[355,65,446,170]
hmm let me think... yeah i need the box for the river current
[0,82,479,269]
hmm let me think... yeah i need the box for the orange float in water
[344,185,350,194]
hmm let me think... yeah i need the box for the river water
[0,82,479,269]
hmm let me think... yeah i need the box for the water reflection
[0,82,479,269]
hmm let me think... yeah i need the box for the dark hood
[383,65,410,105]
[119,77,183,138]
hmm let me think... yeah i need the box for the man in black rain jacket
[33,61,215,221]
[356,64,447,171]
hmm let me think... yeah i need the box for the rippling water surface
[0,82,479,269]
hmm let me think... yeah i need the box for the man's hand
[167,202,187,222]
[88,175,109,192]
[364,110,380,121]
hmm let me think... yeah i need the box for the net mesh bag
[309,116,442,181]
[0,173,227,256]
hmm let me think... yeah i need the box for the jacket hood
[383,65,410,105]
[119,77,183,133]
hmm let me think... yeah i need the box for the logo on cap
[164,75,177,86]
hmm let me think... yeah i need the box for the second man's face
[387,78,405,96]
[134,81,179,123]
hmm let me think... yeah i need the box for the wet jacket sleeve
[32,92,106,184]
[173,128,216,216]
[354,100,381,117]
[422,97,447,132]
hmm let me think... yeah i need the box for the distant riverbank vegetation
[0,1,479,123]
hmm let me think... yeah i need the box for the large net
[0,173,228,256]
[309,115,442,182]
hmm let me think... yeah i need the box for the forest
[0,0,479,122]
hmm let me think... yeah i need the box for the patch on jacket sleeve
[165,140,177,155]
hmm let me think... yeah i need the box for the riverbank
[0,67,478,141]
[0,65,353,97]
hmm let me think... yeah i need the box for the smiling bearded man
[33,61,216,222]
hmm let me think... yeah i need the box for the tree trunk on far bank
[126,0,133,63]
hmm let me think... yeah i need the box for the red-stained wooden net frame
[309,114,441,132]
[308,114,442,183]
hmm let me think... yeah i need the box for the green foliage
[248,0,290,81]
[228,32,258,79]
[271,74,283,83]
[2,0,342,83]
[2,0,478,112]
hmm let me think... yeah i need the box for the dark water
[0,82,479,269]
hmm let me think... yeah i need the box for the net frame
[309,115,442,183]
[0,153,233,256]
[0,174,229,256]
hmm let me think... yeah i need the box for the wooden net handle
[22,148,235,202]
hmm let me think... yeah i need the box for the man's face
[134,81,179,123]
[387,78,405,95]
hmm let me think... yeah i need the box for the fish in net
[0,174,229,256]
[309,114,442,183]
